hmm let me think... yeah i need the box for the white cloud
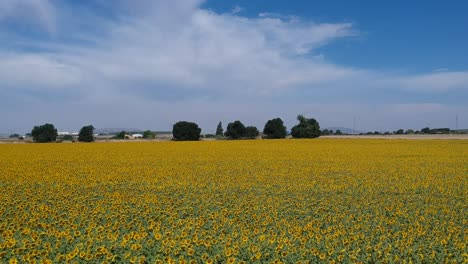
[231,6,243,14]
[0,0,56,34]
[0,0,467,132]
[399,72,468,92]
[0,2,359,98]
[0,52,89,99]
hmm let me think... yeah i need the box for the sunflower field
[0,139,466,263]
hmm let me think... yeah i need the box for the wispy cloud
[0,1,359,98]
[0,0,467,132]
[0,0,56,35]
[398,72,468,92]
[231,5,243,14]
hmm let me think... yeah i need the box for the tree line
[24,117,459,143]
[173,115,319,141]
[27,115,320,143]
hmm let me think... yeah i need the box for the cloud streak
[0,0,467,132]
[0,0,56,34]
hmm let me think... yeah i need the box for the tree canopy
[224,121,247,139]
[78,125,95,142]
[172,121,201,141]
[245,126,259,139]
[395,129,404,135]
[291,115,320,138]
[143,130,156,139]
[263,118,287,139]
[114,131,126,139]
[31,123,58,143]
[216,122,224,137]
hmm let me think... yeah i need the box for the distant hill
[325,127,361,134]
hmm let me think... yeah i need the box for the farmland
[0,139,467,263]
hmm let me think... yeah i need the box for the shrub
[143,130,156,139]
[61,135,74,141]
[113,131,126,139]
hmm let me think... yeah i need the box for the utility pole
[456,114,459,130]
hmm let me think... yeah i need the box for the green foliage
[113,131,126,140]
[430,128,451,134]
[172,121,201,141]
[9,133,20,138]
[78,125,95,142]
[263,118,287,139]
[143,130,156,139]
[405,129,415,134]
[291,115,320,138]
[420,127,452,134]
[421,127,431,134]
[395,129,404,135]
[61,135,74,141]
[224,121,247,139]
[216,122,224,137]
[320,129,331,136]
[335,130,343,135]
[245,126,259,139]
[31,123,58,143]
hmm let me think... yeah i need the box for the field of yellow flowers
[0,139,466,263]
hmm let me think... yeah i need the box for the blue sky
[0,0,467,134]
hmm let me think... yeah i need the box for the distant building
[132,134,143,139]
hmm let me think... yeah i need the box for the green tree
[263,118,287,139]
[320,129,331,136]
[114,131,126,139]
[143,130,156,139]
[78,125,95,142]
[421,127,431,134]
[335,130,343,135]
[224,121,247,139]
[395,129,404,135]
[245,126,259,139]
[9,133,20,138]
[172,121,201,141]
[291,115,320,138]
[405,129,415,134]
[216,122,224,137]
[31,123,58,143]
